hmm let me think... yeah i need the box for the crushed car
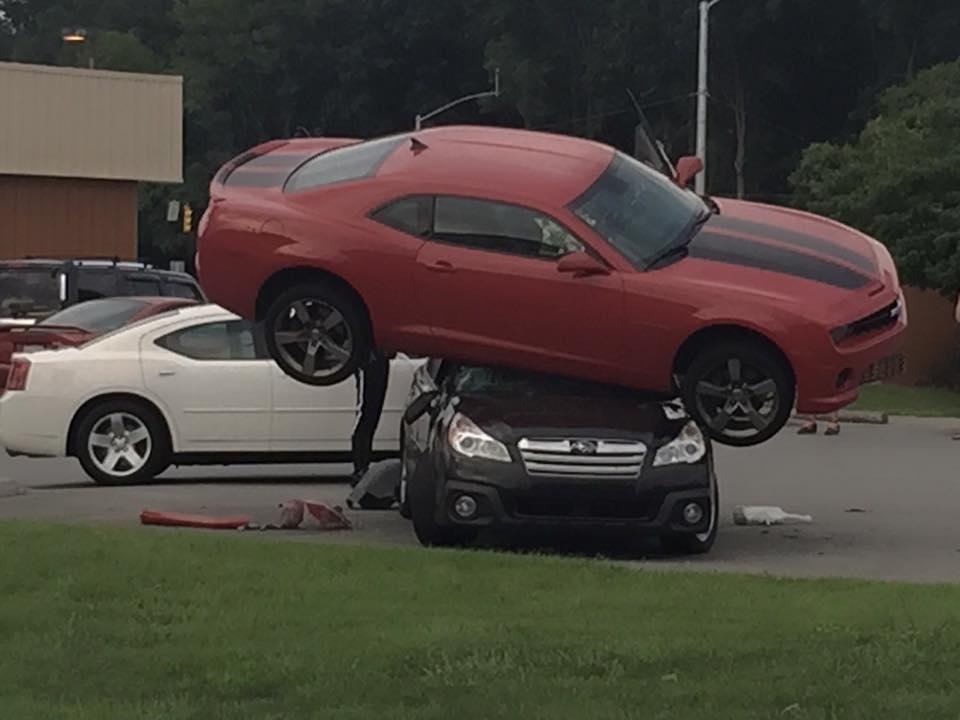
[398,360,718,555]
[197,125,906,447]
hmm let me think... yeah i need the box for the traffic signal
[182,204,193,233]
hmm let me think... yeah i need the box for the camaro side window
[371,196,432,237]
[157,321,258,361]
[432,197,583,260]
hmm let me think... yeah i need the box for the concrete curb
[0,478,26,498]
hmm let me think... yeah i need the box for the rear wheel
[74,399,171,485]
[681,341,794,447]
[262,282,370,386]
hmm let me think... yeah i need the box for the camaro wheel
[263,282,370,386]
[75,399,171,485]
[681,341,794,447]
[661,465,719,556]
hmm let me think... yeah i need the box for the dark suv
[0,259,205,325]
[401,360,718,555]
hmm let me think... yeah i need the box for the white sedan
[0,304,422,484]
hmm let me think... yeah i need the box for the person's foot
[797,421,817,435]
[824,423,840,436]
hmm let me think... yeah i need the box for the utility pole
[696,0,725,195]
[415,69,501,131]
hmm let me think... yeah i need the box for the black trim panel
[689,232,871,290]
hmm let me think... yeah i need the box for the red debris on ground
[140,510,251,530]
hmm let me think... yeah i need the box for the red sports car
[0,297,197,388]
[197,125,906,446]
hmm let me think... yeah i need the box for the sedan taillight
[6,357,31,392]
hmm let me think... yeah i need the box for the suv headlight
[448,413,511,463]
[653,421,706,466]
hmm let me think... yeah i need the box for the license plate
[860,354,905,384]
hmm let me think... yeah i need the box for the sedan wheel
[682,342,794,447]
[75,399,171,485]
[87,412,152,478]
[263,283,370,386]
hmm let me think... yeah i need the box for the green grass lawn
[3,522,960,719]
[852,383,960,417]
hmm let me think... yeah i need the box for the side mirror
[674,156,704,189]
[403,390,439,425]
[557,251,610,278]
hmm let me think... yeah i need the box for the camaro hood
[688,198,884,293]
[454,392,690,445]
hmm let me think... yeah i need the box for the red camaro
[197,125,906,446]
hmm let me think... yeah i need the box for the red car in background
[0,297,197,388]
[197,125,906,446]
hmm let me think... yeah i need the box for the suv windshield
[0,267,61,318]
[40,298,149,332]
[452,365,640,401]
[570,153,706,268]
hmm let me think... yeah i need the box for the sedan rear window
[570,153,706,268]
[285,135,405,192]
[40,298,149,332]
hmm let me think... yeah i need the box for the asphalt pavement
[1,417,958,583]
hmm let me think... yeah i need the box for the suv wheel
[661,470,719,555]
[409,468,478,548]
[263,282,370,386]
[681,341,794,447]
[75,399,171,485]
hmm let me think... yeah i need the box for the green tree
[791,60,960,294]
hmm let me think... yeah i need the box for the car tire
[74,399,171,486]
[262,281,371,386]
[681,340,794,447]
[408,467,477,548]
[660,468,719,556]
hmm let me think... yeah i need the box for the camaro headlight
[653,421,706,466]
[447,413,511,463]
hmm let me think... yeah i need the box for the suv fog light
[682,502,704,525]
[453,495,478,519]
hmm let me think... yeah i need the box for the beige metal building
[0,62,182,260]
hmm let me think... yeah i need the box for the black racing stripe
[689,232,871,290]
[709,215,876,273]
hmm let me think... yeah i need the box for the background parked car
[400,360,718,555]
[0,258,205,326]
[0,304,422,485]
[0,297,197,387]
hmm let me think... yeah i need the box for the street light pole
[695,0,724,196]
[415,69,501,131]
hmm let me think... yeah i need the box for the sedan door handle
[158,370,176,377]
[425,260,456,273]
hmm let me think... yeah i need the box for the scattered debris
[781,703,801,715]
[141,500,352,532]
[140,510,251,530]
[733,506,813,526]
[661,673,679,682]
[845,507,868,513]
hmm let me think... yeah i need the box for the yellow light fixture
[61,28,87,43]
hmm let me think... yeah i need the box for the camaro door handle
[424,260,456,273]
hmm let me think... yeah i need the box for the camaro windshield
[0,268,60,318]
[570,152,706,268]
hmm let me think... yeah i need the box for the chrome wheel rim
[88,412,152,477]
[273,299,354,379]
[693,357,780,440]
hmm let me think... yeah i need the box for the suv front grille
[517,439,648,479]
